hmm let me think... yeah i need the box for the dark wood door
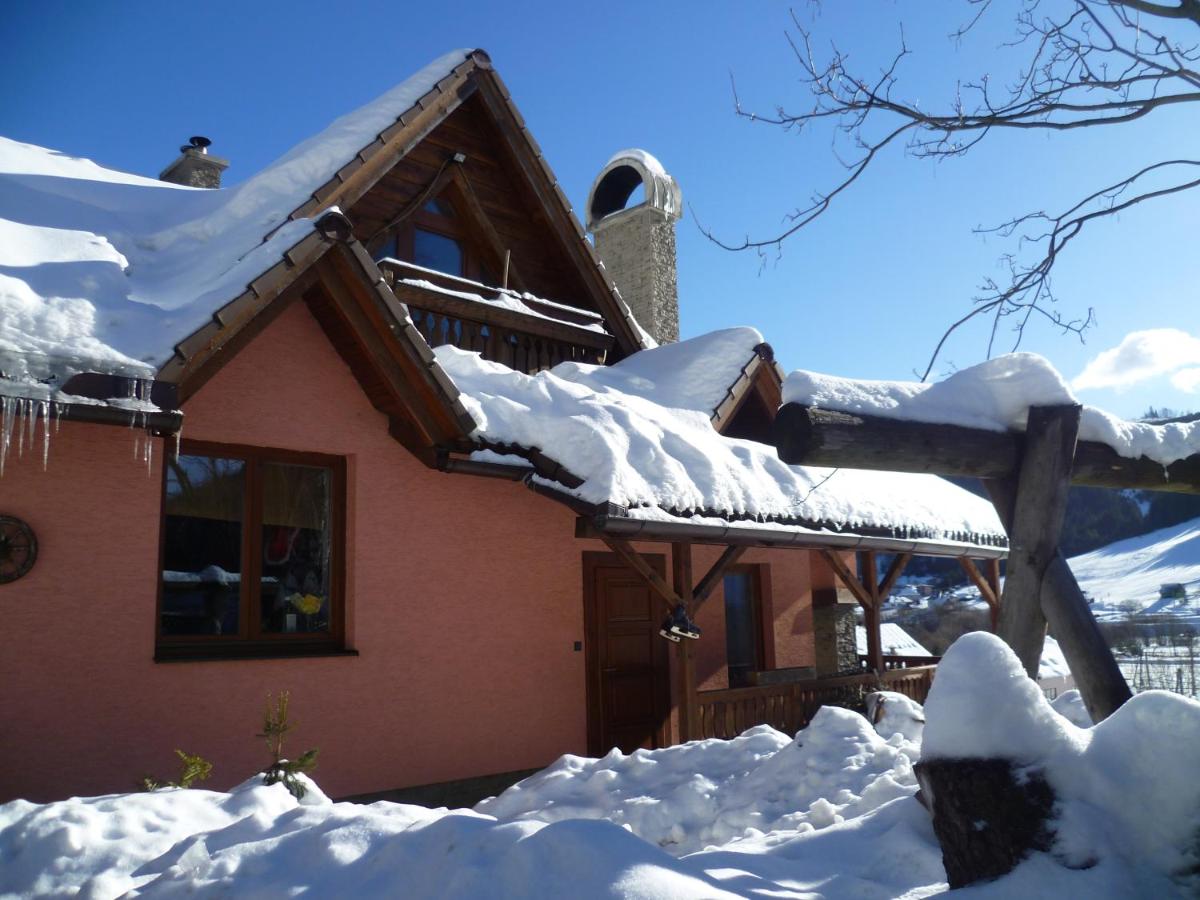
[583,553,671,756]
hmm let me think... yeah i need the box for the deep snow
[3,634,1196,898]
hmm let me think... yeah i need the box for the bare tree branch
[711,1,1200,378]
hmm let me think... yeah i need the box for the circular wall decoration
[0,516,37,584]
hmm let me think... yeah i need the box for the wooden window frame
[724,564,770,687]
[155,439,350,662]
[371,191,496,283]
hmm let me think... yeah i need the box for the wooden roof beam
[774,402,1200,494]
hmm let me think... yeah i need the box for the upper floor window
[157,441,346,660]
[371,192,492,282]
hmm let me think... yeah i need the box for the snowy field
[3,635,1197,899]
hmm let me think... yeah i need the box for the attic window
[414,228,463,276]
[370,192,484,280]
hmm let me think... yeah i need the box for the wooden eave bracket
[597,533,749,618]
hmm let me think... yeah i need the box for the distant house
[0,49,1007,803]
[855,624,933,660]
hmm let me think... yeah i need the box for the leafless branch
[710,1,1200,376]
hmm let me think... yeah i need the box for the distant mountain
[1068,516,1200,611]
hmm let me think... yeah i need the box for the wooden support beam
[773,402,1200,494]
[989,458,1131,720]
[692,545,749,611]
[859,551,885,676]
[877,552,912,603]
[599,536,682,612]
[959,557,1000,631]
[672,542,697,743]
[986,558,1002,632]
[998,405,1080,676]
[1041,553,1132,723]
[819,550,873,609]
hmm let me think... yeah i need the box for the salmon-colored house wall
[0,299,815,803]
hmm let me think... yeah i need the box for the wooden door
[583,553,671,756]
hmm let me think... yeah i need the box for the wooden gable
[349,94,588,306]
[287,52,645,360]
[711,346,784,445]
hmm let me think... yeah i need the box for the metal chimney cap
[180,135,212,154]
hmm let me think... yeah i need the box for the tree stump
[915,758,1055,888]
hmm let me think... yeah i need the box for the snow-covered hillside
[1068,516,1200,617]
[3,635,1196,898]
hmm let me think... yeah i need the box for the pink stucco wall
[0,300,814,803]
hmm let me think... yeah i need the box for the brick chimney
[159,136,228,189]
[586,150,682,345]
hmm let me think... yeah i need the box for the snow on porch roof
[435,335,1009,553]
[0,50,475,394]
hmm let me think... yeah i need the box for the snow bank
[784,352,1200,465]
[0,51,470,387]
[925,632,1200,884]
[478,708,920,856]
[4,668,1193,897]
[437,343,1006,544]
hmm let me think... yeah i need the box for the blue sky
[3,0,1197,417]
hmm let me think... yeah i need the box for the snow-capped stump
[865,690,925,743]
[918,632,1200,891]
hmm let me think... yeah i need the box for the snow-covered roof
[0,50,473,395]
[785,352,1200,466]
[437,337,1008,549]
[856,624,932,657]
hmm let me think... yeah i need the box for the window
[157,441,346,660]
[370,191,494,282]
[723,567,766,687]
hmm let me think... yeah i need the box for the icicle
[16,398,27,459]
[172,427,182,463]
[39,399,50,470]
[0,396,14,477]
[144,432,154,476]
[52,401,63,433]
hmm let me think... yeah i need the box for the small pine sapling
[140,749,213,791]
[258,690,319,800]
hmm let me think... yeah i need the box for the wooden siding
[347,94,599,316]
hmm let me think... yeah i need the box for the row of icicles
[0,395,162,478]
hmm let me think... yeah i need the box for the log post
[672,542,697,743]
[1040,553,1131,722]
[996,406,1080,676]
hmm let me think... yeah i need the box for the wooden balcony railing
[859,654,943,671]
[694,665,937,741]
[379,260,615,373]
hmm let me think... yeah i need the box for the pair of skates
[659,603,700,642]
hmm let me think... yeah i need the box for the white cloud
[1071,328,1200,392]
[1171,367,1200,394]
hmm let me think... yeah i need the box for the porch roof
[436,334,1009,555]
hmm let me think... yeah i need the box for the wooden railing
[859,654,943,671]
[408,306,605,372]
[380,260,615,374]
[694,665,937,740]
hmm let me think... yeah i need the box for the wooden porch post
[672,541,697,743]
[986,558,1002,632]
[859,551,885,676]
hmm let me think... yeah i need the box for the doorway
[582,552,671,756]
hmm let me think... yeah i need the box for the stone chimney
[586,150,682,344]
[159,136,229,189]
